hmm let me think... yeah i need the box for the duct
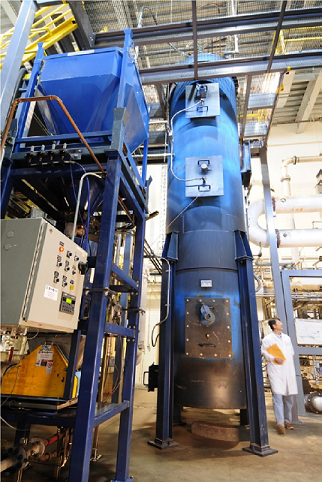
[248,195,322,247]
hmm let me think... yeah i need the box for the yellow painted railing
[0,2,78,69]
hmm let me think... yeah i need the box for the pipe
[0,431,66,473]
[248,195,322,247]
[280,155,322,260]
[281,155,322,186]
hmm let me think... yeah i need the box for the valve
[200,303,215,326]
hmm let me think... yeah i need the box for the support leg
[69,156,122,482]
[235,230,277,457]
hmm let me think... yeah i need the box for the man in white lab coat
[262,318,298,435]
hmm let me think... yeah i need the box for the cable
[1,365,20,407]
[27,330,39,340]
[1,416,21,431]
[66,161,91,250]
[71,172,102,246]
[169,100,204,182]
[167,194,200,229]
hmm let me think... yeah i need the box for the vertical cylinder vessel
[168,70,246,409]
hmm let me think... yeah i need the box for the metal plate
[185,156,223,197]
[185,83,220,118]
[185,297,232,358]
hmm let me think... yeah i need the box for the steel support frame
[0,0,37,133]
[1,29,149,482]
[281,269,322,417]
[259,147,286,321]
[148,251,176,449]
[235,231,277,456]
[148,232,178,449]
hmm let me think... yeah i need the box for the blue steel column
[15,43,44,142]
[235,230,277,456]
[117,29,133,109]
[68,155,122,482]
[260,147,286,321]
[0,0,37,134]
[115,205,146,482]
[149,233,178,449]
[112,232,132,404]
[141,108,150,186]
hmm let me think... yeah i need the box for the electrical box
[1,218,87,333]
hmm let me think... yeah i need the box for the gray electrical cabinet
[1,218,87,333]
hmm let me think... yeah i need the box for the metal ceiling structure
[1,0,322,151]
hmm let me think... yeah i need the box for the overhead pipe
[280,154,322,260]
[248,195,322,247]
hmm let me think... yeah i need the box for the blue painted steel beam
[111,262,139,293]
[69,155,122,482]
[0,0,37,134]
[120,171,146,218]
[15,43,44,143]
[63,329,82,400]
[1,409,76,427]
[112,233,132,404]
[15,130,112,145]
[235,231,277,456]
[115,207,146,481]
[105,321,135,338]
[10,164,104,179]
[117,30,133,109]
[93,401,130,427]
[149,233,177,449]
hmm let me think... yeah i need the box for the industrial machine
[1,30,149,482]
[149,60,276,455]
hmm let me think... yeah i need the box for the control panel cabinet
[1,218,87,332]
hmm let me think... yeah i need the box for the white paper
[44,285,58,301]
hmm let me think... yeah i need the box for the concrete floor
[2,387,321,482]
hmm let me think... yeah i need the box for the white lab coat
[261,332,298,396]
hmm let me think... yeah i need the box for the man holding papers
[262,318,298,435]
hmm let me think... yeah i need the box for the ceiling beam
[191,1,198,80]
[1,0,17,26]
[240,75,252,141]
[155,85,167,119]
[94,8,322,48]
[69,0,94,49]
[140,51,322,85]
[267,0,287,73]
[296,71,322,133]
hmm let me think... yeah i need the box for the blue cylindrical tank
[168,65,246,409]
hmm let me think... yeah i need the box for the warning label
[36,349,54,372]
[44,285,58,301]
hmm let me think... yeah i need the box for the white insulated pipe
[248,195,322,247]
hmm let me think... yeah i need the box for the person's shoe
[285,422,294,430]
[276,422,285,434]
